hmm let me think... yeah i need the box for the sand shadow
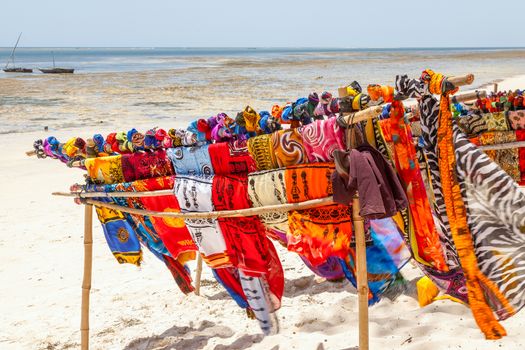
[212,334,264,350]
[284,275,353,298]
[123,320,233,350]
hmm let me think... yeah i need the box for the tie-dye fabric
[288,204,353,266]
[339,218,411,305]
[271,129,308,167]
[167,145,214,176]
[301,117,346,163]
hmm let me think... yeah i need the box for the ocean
[1,47,525,134]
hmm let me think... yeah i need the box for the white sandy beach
[1,75,525,350]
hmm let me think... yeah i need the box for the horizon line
[1,46,525,50]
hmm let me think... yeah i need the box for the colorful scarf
[454,127,525,321]
[247,134,277,170]
[127,176,197,258]
[478,131,521,182]
[212,174,273,275]
[284,163,334,203]
[428,69,506,339]
[85,155,124,184]
[388,100,448,271]
[301,117,346,163]
[288,204,353,266]
[209,139,257,175]
[271,129,308,168]
[339,218,411,305]
[507,110,525,130]
[247,168,288,235]
[121,150,174,182]
[482,111,509,132]
[457,112,488,136]
[394,75,467,303]
[174,175,232,268]
[94,200,142,265]
[167,145,214,176]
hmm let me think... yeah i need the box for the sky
[1,0,525,48]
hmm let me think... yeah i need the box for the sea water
[1,47,524,134]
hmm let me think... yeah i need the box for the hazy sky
[1,0,525,48]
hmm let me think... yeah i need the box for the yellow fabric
[85,155,124,184]
[62,137,79,158]
[417,276,439,307]
[243,106,261,133]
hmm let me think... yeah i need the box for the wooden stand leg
[194,254,203,296]
[352,196,369,350]
[81,204,93,350]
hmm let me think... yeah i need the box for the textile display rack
[27,72,499,350]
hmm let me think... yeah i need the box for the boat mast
[5,32,22,69]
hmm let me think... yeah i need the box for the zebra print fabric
[454,124,525,320]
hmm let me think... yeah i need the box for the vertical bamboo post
[353,195,369,350]
[194,254,203,296]
[81,204,93,350]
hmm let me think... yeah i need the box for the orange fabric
[367,84,394,103]
[285,163,334,203]
[389,101,448,271]
[428,69,508,339]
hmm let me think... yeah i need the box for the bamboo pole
[81,196,334,219]
[338,85,369,350]
[478,141,525,151]
[53,189,174,198]
[447,74,475,87]
[450,90,487,104]
[81,204,93,350]
[194,255,203,296]
[353,195,369,350]
[342,106,383,124]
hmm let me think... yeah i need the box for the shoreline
[1,73,523,138]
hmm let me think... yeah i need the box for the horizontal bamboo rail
[478,141,525,151]
[448,74,475,87]
[342,106,383,124]
[80,196,335,219]
[53,189,174,198]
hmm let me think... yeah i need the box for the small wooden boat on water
[3,67,33,73]
[3,33,33,73]
[38,52,74,74]
[39,67,74,74]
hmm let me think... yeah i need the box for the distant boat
[3,33,33,73]
[38,52,74,74]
